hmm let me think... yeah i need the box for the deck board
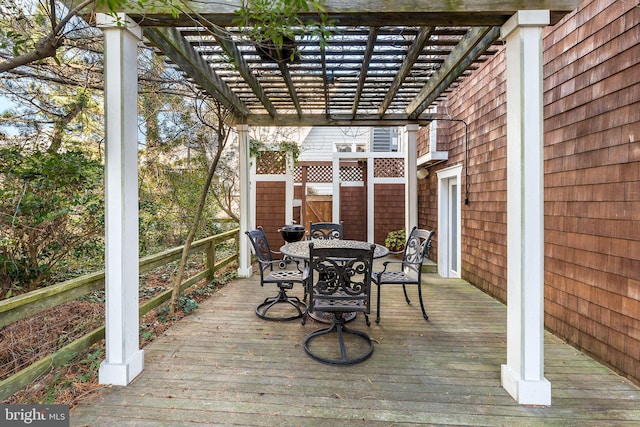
[71,263,640,426]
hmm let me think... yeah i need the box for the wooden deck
[71,260,640,426]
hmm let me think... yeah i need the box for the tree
[168,96,234,313]
[0,146,104,296]
[0,0,111,74]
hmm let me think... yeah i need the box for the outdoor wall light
[417,167,429,180]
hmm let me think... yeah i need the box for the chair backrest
[245,226,274,264]
[307,242,375,314]
[309,222,344,240]
[401,227,435,276]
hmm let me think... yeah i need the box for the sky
[0,96,18,135]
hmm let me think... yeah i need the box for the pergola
[88,0,581,406]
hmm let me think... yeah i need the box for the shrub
[384,229,406,252]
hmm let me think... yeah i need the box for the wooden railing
[0,228,240,400]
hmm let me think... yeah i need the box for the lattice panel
[374,158,404,178]
[340,165,364,182]
[301,165,334,183]
[256,151,287,174]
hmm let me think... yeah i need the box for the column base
[501,364,551,405]
[99,349,144,386]
[237,265,253,278]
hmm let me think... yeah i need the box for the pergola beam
[143,27,251,117]
[378,26,433,117]
[204,25,278,118]
[406,26,501,119]
[321,44,330,118]
[351,27,378,117]
[232,113,435,127]
[104,0,580,27]
[276,62,303,118]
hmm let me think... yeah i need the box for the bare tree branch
[0,0,101,73]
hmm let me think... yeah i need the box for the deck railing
[0,228,240,400]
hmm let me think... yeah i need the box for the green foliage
[155,305,171,322]
[385,229,406,252]
[0,0,236,296]
[45,372,64,404]
[138,152,225,253]
[0,146,104,294]
[178,295,199,313]
[234,0,334,62]
[250,138,301,163]
[277,140,301,162]
[78,348,104,383]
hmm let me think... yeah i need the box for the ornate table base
[308,311,357,323]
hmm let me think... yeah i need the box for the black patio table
[280,239,389,260]
[280,239,389,322]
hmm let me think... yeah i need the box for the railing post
[206,239,215,281]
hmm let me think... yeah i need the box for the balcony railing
[0,228,239,400]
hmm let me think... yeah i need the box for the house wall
[255,181,287,248]
[375,183,405,245]
[298,127,371,163]
[340,186,367,241]
[419,0,640,384]
[417,129,441,258]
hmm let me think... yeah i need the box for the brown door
[305,195,332,226]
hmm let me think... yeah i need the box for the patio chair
[372,227,435,323]
[309,221,344,240]
[245,226,307,321]
[302,242,376,365]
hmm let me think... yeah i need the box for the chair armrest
[378,259,404,274]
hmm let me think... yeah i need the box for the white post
[97,13,144,386]
[237,124,253,278]
[332,154,340,222]
[285,152,295,224]
[405,124,419,232]
[366,153,375,242]
[500,10,551,405]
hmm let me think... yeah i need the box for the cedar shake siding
[340,186,367,242]
[374,183,405,245]
[255,181,287,247]
[418,0,639,384]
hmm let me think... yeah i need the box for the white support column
[285,152,295,224]
[405,124,419,232]
[97,13,144,386]
[500,10,551,405]
[332,154,340,222]
[237,124,253,278]
[366,153,375,242]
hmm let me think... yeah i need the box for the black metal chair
[302,242,376,365]
[309,221,344,240]
[245,227,307,321]
[372,227,435,323]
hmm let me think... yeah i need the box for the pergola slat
[351,27,378,117]
[406,26,501,119]
[377,26,433,117]
[202,25,278,118]
[77,0,580,125]
[143,27,250,117]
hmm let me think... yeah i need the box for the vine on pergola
[234,0,333,63]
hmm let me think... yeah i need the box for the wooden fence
[0,228,240,400]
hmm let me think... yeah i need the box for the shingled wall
[420,0,640,384]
